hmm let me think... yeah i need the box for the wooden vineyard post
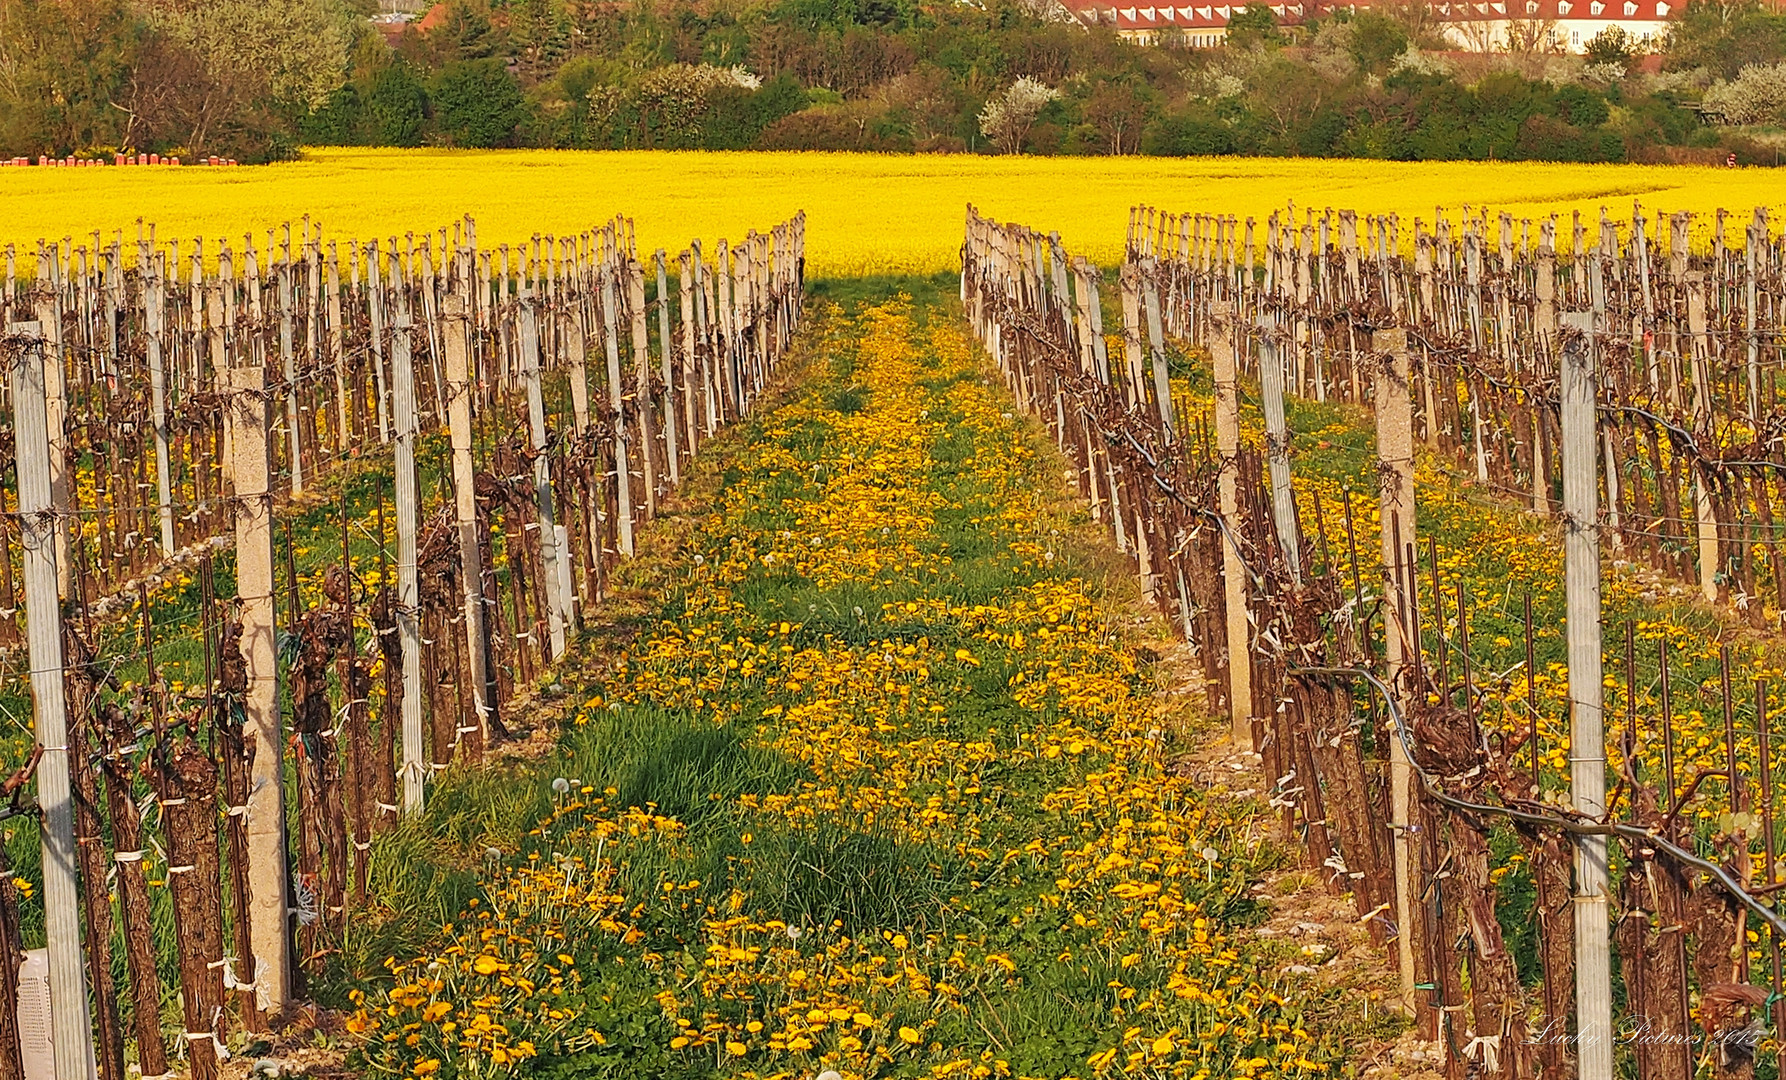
[520,289,569,658]
[1560,310,1612,1080]
[0,784,24,1080]
[100,706,168,1079]
[443,297,492,748]
[154,739,226,1080]
[391,315,426,808]
[1371,326,1419,1019]
[228,359,291,1020]
[1211,302,1252,747]
[66,687,122,1080]
[147,254,176,554]
[8,318,96,1080]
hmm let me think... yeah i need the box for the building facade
[1055,0,1673,52]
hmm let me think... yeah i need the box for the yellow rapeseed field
[0,147,1779,277]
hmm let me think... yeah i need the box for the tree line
[4,0,1786,165]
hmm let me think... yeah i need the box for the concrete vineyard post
[279,260,302,493]
[1257,315,1300,582]
[629,259,658,518]
[391,315,426,809]
[147,254,176,554]
[227,358,291,1020]
[655,250,681,486]
[1119,266,1145,411]
[520,288,569,658]
[1211,303,1251,748]
[367,243,391,444]
[1687,272,1718,604]
[716,240,738,422]
[566,303,591,436]
[1747,216,1762,420]
[1141,258,1175,441]
[443,297,492,746]
[1560,310,1612,1080]
[8,319,96,1080]
[30,258,71,597]
[602,269,636,558]
[695,243,718,437]
[328,246,348,452]
[1371,326,1418,1019]
[304,233,321,457]
[678,252,699,456]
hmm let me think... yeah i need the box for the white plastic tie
[113,850,145,863]
[1463,1034,1501,1073]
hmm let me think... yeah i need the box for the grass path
[340,288,1352,1080]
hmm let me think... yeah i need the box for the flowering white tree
[978,76,1059,154]
[1703,62,1786,125]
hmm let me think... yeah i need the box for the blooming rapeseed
[0,149,1773,279]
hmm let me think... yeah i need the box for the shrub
[1140,109,1236,156]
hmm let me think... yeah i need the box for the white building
[1054,0,1672,52]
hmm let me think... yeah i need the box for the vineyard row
[966,201,1786,1080]
[0,210,807,1080]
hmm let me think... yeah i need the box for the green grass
[333,285,1340,1080]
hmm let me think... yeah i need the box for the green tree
[434,57,525,146]
[425,0,503,62]
[150,0,350,111]
[366,64,427,146]
[1080,78,1152,154]
[1224,4,1285,49]
[1584,26,1640,68]
[506,0,570,82]
[0,0,142,155]
[299,83,365,143]
[1664,0,1786,78]
[1348,12,1410,73]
